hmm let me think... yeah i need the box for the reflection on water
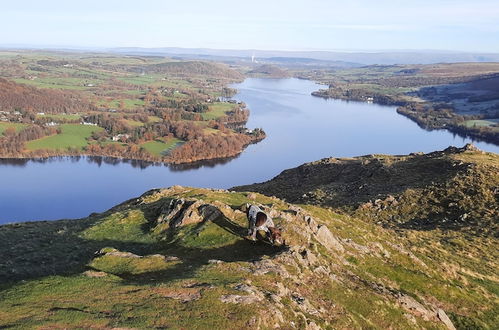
[168,154,240,171]
[0,154,240,171]
[1,78,498,224]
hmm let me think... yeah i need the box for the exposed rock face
[315,225,345,253]
[154,197,229,230]
[157,199,204,227]
[220,294,262,304]
[221,284,265,305]
[398,294,434,320]
[438,308,457,330]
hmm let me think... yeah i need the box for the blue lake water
[1,78,497,223]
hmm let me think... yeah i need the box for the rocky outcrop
[220,283,265,305]
[233,145,499,235]
[155,198,227,229]
[315,225,344,253]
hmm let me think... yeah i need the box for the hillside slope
[0,78,95,113]
[234,144,498,236]
[1,183,497,328]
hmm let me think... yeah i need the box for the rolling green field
[201,102,235,120]
[140,138,183,156]
[0,122,27,135]
[26,124,103,151]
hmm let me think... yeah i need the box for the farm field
[202,102,235,120]
[0,122,27,135]
[140,138,183,156]
[26,124,103,151]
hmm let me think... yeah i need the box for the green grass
[82,210,155,244]
[201,102,235,120]
[148,116,162,123]
[110,99,146,109]
[140,138,182,156]
[0,122,27,135]
[117,75,161,86]
[13,78,97,90]
[463,119,499,128]
[26,124,103,151]
[89,251,179,275]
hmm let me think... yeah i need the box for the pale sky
[1,0,498,52]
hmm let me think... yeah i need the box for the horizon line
[1,44,499,55]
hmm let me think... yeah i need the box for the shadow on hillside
[0,206,285,291]
[119,239,285,286]
[0,217,157,288]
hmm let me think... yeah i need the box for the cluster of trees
[168,129,265,164]
[312,86,406,106]
[85,114,132,135]
[0,125,57,156]
[35,116,80,125]
[159,99,208,113]
[84,143,158,162]
[85,116,204,145]
[0,78,95,113]
[138,121,202,141]
[168,133,253,164]
[397,104,499,144]
[223,108,250,124]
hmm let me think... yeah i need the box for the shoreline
[311,89,499,146]
[0,134,266,168]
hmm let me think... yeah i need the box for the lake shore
[307,64,499,146]
[2,78,498,223]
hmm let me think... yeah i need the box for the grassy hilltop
[1,146,498,329]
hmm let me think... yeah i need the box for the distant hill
[247,64,290,78]
[144,60,243,79]
[266,57,362,68]
[111,47,499,65]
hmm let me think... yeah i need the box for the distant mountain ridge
[110,47,499,65]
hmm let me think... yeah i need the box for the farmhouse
[112,134,130,142]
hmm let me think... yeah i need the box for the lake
[1,78,497,223]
